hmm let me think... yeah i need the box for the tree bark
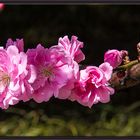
[110,61,140,91]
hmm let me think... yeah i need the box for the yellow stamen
[0,74,10,88]
[42,69,52,77]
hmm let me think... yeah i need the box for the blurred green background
[1,5,140,136]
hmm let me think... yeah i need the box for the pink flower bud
[104,49,123,69]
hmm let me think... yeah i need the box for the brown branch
[110,61,140,91]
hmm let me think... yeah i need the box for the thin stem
[115,60,139,71]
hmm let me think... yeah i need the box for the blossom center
[89,72,99,82]
[42,69,53,77]
[0,71,10,91]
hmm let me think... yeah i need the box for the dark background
[0,5,140,136]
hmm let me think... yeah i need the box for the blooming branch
[0,36,140,109]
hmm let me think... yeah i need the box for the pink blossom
[27,44,77,102]
[0,45,36,109]
[6,38,24,52]
[57,35,85,63]
[104,49,126,69]
[70,62,114,108]
[57,61,79,99]
[0,3,4,11]
[50,35,85,99]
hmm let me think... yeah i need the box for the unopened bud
[120,50,130,65]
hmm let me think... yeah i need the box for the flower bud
[104,49,123,68]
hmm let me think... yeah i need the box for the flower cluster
[0,36,125,109]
